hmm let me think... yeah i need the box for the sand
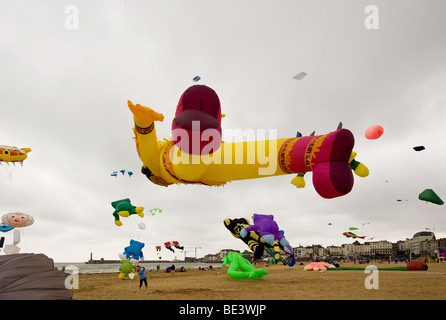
[72,262,446,300]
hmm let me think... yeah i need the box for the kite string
[305,0,337,112]
[134,185,169,242]
[2,165,19,211]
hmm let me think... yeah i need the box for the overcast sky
[1,0,445,262]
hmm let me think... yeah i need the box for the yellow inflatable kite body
[129,85,368,199]
[0,145,31,163]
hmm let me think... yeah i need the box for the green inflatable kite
[118,259,137,279]
[222,252,268,279]
[111,198,144,226]
[418,189,444,205]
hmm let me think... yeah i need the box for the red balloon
[365,125,384,139]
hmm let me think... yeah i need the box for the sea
[54,261,223,274]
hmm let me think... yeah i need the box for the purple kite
[240,214,293,254]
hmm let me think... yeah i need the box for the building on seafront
[203,230,445,263]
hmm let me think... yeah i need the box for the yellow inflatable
[127,85,368,199]
[0,145,31,164]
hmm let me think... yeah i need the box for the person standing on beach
[137,266,148,291]
[170,264,176,276]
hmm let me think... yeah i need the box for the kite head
[1,212,34,228]
[172,85,222,156]
[223,218,250,238]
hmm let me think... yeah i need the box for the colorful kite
[303,262,336,271]
[222,252,268,279]
[0,145,31,165]
[111,198,144,226]
[164,241,183,253]
[365,125,384,139]
[122,239,145,261]
[149,208,162,215]
[343,232,366,239]
[192,76,201,82]
[111,170,133,177]
[418,189,444,205]
[1,213,34,249]
[126,84,368,199]
[292,72,307,80]
[240,214,293,254]
[118,259,138,279]
[224,217,294,265]
[1,212,34,228]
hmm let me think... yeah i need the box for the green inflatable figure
[118,259,138,279]
[222,252,268,279]
[111,198,144,226]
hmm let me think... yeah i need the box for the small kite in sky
[343,232,366,239]
[413,146,425,151]
[111,170,133,177]
[0,145,31,165]
[149,208,162,215]
[418,189,444,205]
[292,72,307,80]
[365,125,384,139]
[193,76,201,82]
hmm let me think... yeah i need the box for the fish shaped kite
[343,232,366,239]
[0,145,31,165]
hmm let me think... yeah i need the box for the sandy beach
[72,262,446,300]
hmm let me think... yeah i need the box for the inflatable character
[0,145,31,164]
[240,214,292,254]
[224,218,264,259]
[123,239,145,261]
[111,198,144,226]
[407,260,428,271]
[1,212,34,250]
[224,217,295,265]
[118,259,138,279]
[127,85,368,199]
[164,241,183,253]
[222,252,268,279]
[1,212,34,228]
[303,262,336,271]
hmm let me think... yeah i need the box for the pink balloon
[365,125,384,139]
